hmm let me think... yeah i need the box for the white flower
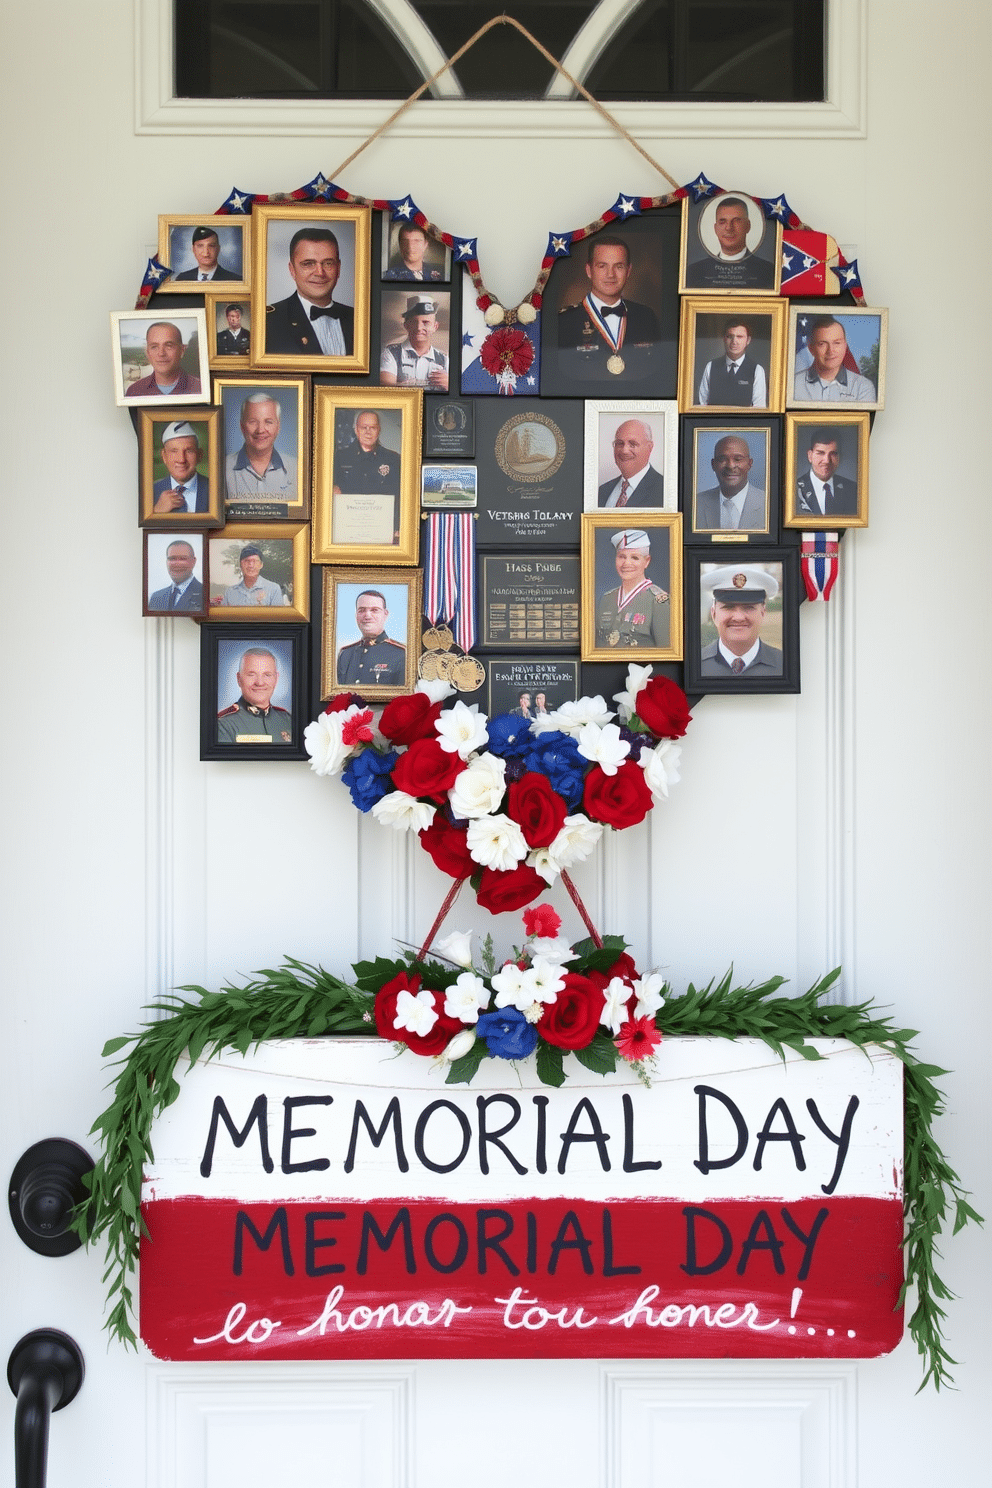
[416,678,456,703]
[547,815,604,869]
[543,695,614,737]
[529,955,566,1002]
[492,963,540,1011]
[466,814,528,872]
[576,721,631,776]
[372,791,436,833]
[639,740,682,802]
[527,847,559,884]
[435,930,474,968]
[393,988,439,1037]
[436,701,489,759]
[443,972,490,1023]
[304,710,354,777]
[600,975,631,1034]
[448,752,506,818]
[613,663,655,722]
[437,1028,477,1065]
[632,972,666,1020]
[529,935,574,963]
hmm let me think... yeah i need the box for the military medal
[582,295,627,373]
[606,354,625,375]
[608,630,620,646]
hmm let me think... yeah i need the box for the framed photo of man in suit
[157,215,250,293]
[678,295,786,413]
[681,416,780,543]
[684,549,800,695]
[138,408,223,529]
[583,400,678,512]
[143,531,208,618]
[784,412,869,529]
[251,203,370,375]
[679,191,782,296]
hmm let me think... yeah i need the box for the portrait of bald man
[693,431,769,534]
[596,417,666,508]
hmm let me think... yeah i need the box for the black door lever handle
[7,1331,84,1488]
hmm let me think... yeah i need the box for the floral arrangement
[479,323,535,393]
[363,906,664,1088]
[304,664,691,920]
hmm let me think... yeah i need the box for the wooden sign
[140,1037,904,1360]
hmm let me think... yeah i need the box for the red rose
[418,816,474,879]
[634,677,691,739]
[392,738,462,801]
[538,973,604,1050]
[507,772,568,849]
[582,761,654,828]
[374,972,460,1057]
[324,693,362,714]
[379,693,442,746]
[476,862,546,913]
[523,905,562,940]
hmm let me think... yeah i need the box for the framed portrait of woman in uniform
[580,511,683,662]
[312,386,423,565]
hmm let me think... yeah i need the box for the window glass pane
[414,1,597,98]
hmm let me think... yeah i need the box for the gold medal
[607,354,625,375]
[607,630,620,647]
[419,651,441,681]
[453,656,486,692]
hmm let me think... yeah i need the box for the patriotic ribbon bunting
[423,513,477,651]
[801,532,840,602]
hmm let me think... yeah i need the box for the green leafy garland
[76,957,981,1390]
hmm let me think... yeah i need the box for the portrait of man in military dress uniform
[698,564,783,678]
[558,235,662,386]
[594,527,670,650]
[216,646,293,744]
[264,224,355,357]
[336,589,407,687]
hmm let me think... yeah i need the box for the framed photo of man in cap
[138,408,223,528]
[157,215,250,293]
[580,512,683,662]
[684,549,800,694]
[205,522,310,622]
[379,288,451,391]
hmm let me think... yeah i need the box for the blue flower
[523,731,587,810]
[486,713,534,757]
[342,748,399,812]
[476,1008,539,1060]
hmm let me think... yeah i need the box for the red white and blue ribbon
[423,513,477,651]
[801,532,840,602]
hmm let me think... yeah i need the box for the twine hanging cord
[329,14,680,189]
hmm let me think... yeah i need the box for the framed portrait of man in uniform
[320,568,423,701]
[683,549,800,695]
[199,623,309,762]
[580,511,683,662]
[312,386,422,565]
[205,522,310,622]
[157,214,250,294]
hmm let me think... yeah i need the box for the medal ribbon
[423,513,477,650]
[616,577,652,612]
[583,295,627,356]
[801,530,840,602]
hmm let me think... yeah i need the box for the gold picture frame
[312,386,422,565]
[138,407,223,529]
[156,214,250,294]
[784,412,870,529]
[205,522,311,622]
[250,203,371,374]
[320,567,423,700]
[678,295,787,414]
[581,511,683,661]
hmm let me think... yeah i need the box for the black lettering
[201,1094,272,1177]
[424,1213,469,1274]
[477,1095,527,1175]
[752,1098,806,1172]
[736,1209,786,1276]
[415,1100,472,1173]
[476,1208,520,1276]
[344,1098,409,1174]
[622,1092,662,1172]
[557,1098,612,1174]
[233,1206,293,1276]
[533,1095,548,1174]
[357,1208,416,1275]
[602,1207,640,1276]
[305,1210,345,1277]
[780,1206,830,1280]
[693,1086,748,1174]
[548,1210,594,1275]
[526,1210,537,1273]
[806,1096,860,1194]
[680,1206,733,1275]
[281,1095,333,1174]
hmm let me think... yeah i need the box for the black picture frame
[539,210,682,399]
[200,623,309,760]
[680,415,782,544]
[474,398,584,549]
[484,658,581,718]
[684,548,800,695]
[477,553,581,652]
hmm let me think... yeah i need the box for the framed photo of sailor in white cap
[684,549,800,694]
[580,512,683,662]
[138,408,223,528]
[379,288,451,391]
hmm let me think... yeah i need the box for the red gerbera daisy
[614,1016,662,1063]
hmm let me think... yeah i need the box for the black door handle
[7,1331,84,1488]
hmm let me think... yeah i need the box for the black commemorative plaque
[474,399,584,548]
[478,554,581,651]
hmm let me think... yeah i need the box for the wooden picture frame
[138,408,223,529]
[581,512,683,662]
[205,295,252,368]
[156,214,250,294]
[251,203,371,374]
[312,386,422,565]
[205,522,310,621]
[320,567,423,699]
[142,532,208,618]
[678,296,786,413]
[784,412,870,529]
